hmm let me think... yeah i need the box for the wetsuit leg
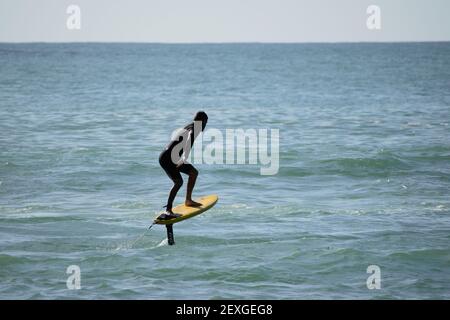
[159,152,183,211]
[178,163,198,202]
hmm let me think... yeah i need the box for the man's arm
[177,129,193,167]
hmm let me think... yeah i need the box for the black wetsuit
[159,122,197,184]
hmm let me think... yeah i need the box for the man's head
[194,111,208,130]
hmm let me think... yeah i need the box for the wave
[388,248,450,262]
[0,215,85,224]
[0,254,32,266]
[277,152,411,178]
[319,154,409,174]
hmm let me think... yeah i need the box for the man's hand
[176,161,184,168]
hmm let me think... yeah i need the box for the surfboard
[154,194,218,225]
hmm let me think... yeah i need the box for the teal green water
[1,43,450,299]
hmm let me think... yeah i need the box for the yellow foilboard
[154,194,218,225]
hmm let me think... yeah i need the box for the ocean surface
[1,43,449,299]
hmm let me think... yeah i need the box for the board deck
[154,194,218,225]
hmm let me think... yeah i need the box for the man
[157,111,208,220]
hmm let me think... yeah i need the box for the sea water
[1,43,449,299]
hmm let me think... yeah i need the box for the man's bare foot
[156,206,182,221]
[163,207,173,214]
[185,199,202,207]
[157,212,181,221]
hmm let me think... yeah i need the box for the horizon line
[1,40,450,45]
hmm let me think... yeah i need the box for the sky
[0,0,449,42]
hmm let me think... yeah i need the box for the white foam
[156,238,168,247]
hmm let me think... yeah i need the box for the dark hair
[194,111,208,130]
[194,111,208,122]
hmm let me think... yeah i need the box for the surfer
[158,111,208,220]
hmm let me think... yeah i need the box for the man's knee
[190,168,198,177]
[174,179,183,188]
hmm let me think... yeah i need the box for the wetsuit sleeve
[180,129,194,164]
